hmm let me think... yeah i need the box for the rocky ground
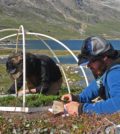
[0,108,120,133]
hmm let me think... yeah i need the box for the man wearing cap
[61,36,120,115]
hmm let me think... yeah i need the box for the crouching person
[61,36,120,115]
[6,51,62,95]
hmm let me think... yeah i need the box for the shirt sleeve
[78,80,99,103]
[82,68,120,114]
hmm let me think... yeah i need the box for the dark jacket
[7,53,62,94]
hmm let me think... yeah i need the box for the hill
[0,0,120,39]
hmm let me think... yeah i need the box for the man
[6,52,62,95]
[61,36,120,115]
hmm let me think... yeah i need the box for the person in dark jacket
[6,52,62,95]
[61,36,120,115]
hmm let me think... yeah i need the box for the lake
[19,39,120,50]
[2,39,120,50]
[2,39,119,64]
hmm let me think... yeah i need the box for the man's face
[87,58,107,77]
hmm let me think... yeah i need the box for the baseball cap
[78,36,114,66]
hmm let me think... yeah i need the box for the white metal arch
[0,28,18,32]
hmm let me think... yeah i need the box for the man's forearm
[28,88,37,93]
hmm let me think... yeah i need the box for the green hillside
[0,0,120,39]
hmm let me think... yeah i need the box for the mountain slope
[0,0,120,39]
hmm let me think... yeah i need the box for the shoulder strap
[98,58,120,99]
[97,76,107,100]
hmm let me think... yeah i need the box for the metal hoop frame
[0,25,89,112]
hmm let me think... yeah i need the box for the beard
[90,60,107,78]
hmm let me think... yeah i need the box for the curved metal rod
[0,32,89,86]
[0,28,18,32]
[0,34,17,42]
[40,39,71,93]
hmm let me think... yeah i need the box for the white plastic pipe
[18,25,26,108]
[0,28,18,32]
[0,34,18,42]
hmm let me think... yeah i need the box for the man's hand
[65,101,83,116]
[61,94,80,103]
[18,89,29,95]
[18,88,37,95]
[61,94,72,102]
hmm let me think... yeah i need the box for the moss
[26,94,59,107]
[0,86,83,107]
[0,94,59,107]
